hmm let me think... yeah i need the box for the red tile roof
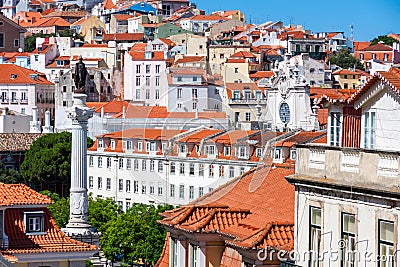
[176,129,221,143]
[250,71,275,79]
[99,128,184,141]
[30,17,71,27]
[0,183,52,206]
[175,56,205,64]
[130,42,147,51]
[353,41,371,51]
[102,0,116,10]
[225,82,264,98]
[230,51,256,58]
[0,64,53,85]
[310,87,356,104]
[226,58,246,63]
[128,51,165,61]
[359,43,393,52]
[332,69,360,76]
[87,100,129,113]
[159,166,295,250]
[3,208,97,256]
[273,131,327,147]
[81,43,108,48]
[208,130,258,145]
[113,14,134,21]
[188,14,226,21]
[103,33,144,41]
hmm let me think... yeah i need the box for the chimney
[42,110,53,133]
[30,106,41,133]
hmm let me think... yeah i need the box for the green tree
[370,35,397,46]
[0,162,22,183]
[100,203,172,265]
[328,49,364,70]
[20,132,93,188]
[88,195,122,232]
[41,190,70,228]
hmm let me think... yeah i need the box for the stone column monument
[63,56,96,237]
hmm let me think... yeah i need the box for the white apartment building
[287,68,400,267]
[86,127,283,209]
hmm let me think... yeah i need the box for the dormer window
[238,146,246,159]
[10,74,17,79]
[146,141,156,152]
[56,60,65,67]
[24,211,45,234]
[233,91,240,100]
[290,150,297,160]
[244,91,251,100]
[137,141,143,151]
[111,140,116,150]
[256,148,262,157]
[274,148,282,160]
[126,140,132,150]
[205,145,215,155]
[98,138,104,149]
[179,144,186,153]
[224,146,231,156]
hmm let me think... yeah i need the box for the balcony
[289,144,400,194]
[229,98,267,105]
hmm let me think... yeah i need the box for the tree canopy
[100,203,173,265]
[328,49,364,70]
[20,132,93,188]
[370,35,397,46]
[0,162,22,184]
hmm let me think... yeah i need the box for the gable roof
[359,43,393,52]
[0,64,53,85]
[102,0,116,10]
[0,13,26,32]
[103,33,144,41]
[30,17,71,27]
[159,165,295,250]
[0,183,52,206]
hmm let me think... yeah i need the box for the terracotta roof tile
[273,131,327,147]
[230,51,256,58]
[98,128,184,141]
[332,69,360,76]
[113,14,134,21]
[176,129,221,143]
[87,100,129,113]
[353,41,371,51]
[103,33,144,41]
[0,183,52,206]
[359,43,393,52]
[174,56,205,64]
[102,0,116,10]
[0,64,53,85]
[249,71,275,79]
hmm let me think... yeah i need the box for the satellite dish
[18,48,22,53]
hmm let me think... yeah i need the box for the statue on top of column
[74,56,88,94]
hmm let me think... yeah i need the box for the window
[220,53,224,59]
[136,65,141,74]
[107,157,111,168]
[89,176,93,188]
[234,67,238,73]
[126,201,131,211]
[256,148,262,157]
[142,160,147,171]
[89,156,94,167]
[179,144,186,153]
[274,148,282,160]
[98,177,102,189]
[155,76,160,87]
[177,76,182,82]
[205,145,215,155]
[98,139,104,149]
[192,88,198,99]
[193,76,198,82]
[364,111,376,149]
[224,146,231,156]
[229,166,235,178]
[189,163,194,175]
[156,89,160,99]
[142,182,147,194]
[136,76,140,86]
[98,157,103,168]
[209,187,214,192]
[384,53,389,61]
[146,76,150,87]
[134,159,139,170]
[119,158,123,169]
[117,201,123,207]
[177,88,182,99]
[25,212,44,233]
[372,53,376,60]
[14,39,19,47]
[378,220,395,267]
[0,33,4,48]
[240,167,245,175]
[330,112,341,146]
[192,102,197,110]
[359,53,364,60]
[126,180,131,192]
[170,163,175,174]
[199,164,204,176]
[291,150,297,160]
[172,238,178,267]
[238,147,246,159]
[150,184,155,195]
[199,187,204,197]
[179,184,184,199]
[118,179,123,191]
[106,178,111,190]
[209,164,214,177]
[344,83,348,89]
[136,89,140,99]
[158,161,163,172]
[245,112,251,121]
[179,162,185,175]
[146,64,150,73]
[110,140,116,150]
[341,213,356,267]
[150,160,155,171]
[127,159,131,170]
[219,165,224,177]
[138,142,143,151]
[170,184,175,198]
[134,180,139,193]
[189,186,194,199]
[309,207,322,267]
[190,244,198,267]
[155,65,160,74]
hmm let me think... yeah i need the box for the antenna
[349,24,354,41]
